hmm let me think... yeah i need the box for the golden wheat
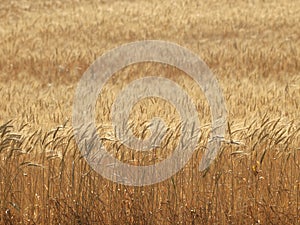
[0,0,299,224]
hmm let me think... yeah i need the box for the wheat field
[0,0,299,224]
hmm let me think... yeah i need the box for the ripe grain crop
[0,0,299,224]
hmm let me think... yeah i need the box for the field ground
[0,0,299,224]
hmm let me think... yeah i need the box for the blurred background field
[0,0,299,224]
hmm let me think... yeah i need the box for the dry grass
[0,0,299,224]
